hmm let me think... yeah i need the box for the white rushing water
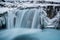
[0,7,60,29]
[6,8,45,29]
[7,8,60,29]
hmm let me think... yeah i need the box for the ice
[0,8,9,13]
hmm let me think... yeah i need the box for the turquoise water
[31,29,60,40]
[0,28,60,40]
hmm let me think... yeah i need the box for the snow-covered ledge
[0,8,14,14]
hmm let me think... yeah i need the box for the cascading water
[7,9,17,29]
[6,7,60,29]
[7,8,47,29]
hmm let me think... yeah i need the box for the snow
[0,8,13,13]
[4,0,60,2]
[45,0,60,2]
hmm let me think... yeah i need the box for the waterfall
[6,8,60,29]
[21,9,35,28]
[15,9,29,28]
[31,9,40,29]
[7,9,17,29]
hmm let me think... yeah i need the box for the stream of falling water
[7,8,44,29]
[1,8,59,29]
